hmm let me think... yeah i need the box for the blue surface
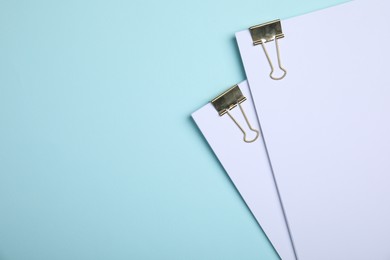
[0,0,345,259]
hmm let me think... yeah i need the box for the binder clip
[212,85,259,143]
[249,19,287,80]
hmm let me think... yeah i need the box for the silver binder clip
[249,19,287,80]
[212,85,259,143]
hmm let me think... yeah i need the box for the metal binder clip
[212,85,259,143]
[249,19,287,80]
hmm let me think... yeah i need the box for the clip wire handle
[261,37,287,80]
[226,103,259,143]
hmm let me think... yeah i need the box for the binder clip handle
[227,103,260,143]
[261,37,287,80]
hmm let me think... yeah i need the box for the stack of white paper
[192,81,295,260]
[192,0,390,259]
[236,0,390,259]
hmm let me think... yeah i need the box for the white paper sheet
[192,81,296,260]
[236,0,390,259]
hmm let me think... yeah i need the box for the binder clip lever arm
[212,85,259,143]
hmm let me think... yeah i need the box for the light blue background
[0,0,345,259]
